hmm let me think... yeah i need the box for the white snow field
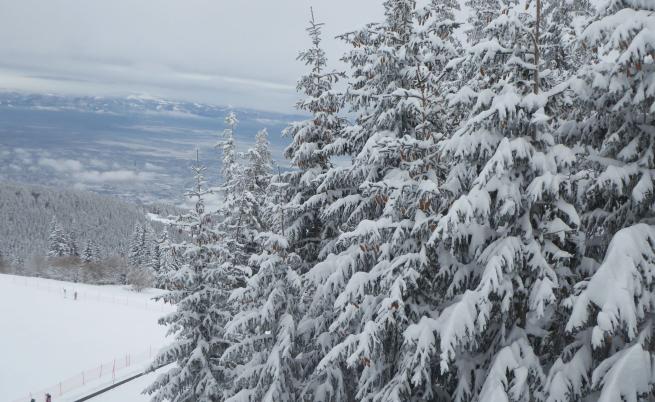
[0,273,172,402]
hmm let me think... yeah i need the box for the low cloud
[74,169,157,183]
[37,156,157,184]
[38,157,83,172]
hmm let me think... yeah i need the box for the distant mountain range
[0,92,300,204]
[0,91,303,122]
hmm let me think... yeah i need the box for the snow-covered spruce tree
[82,240,99,263]
[297,1,465,400]
[250,128,274,199]
[146,156,228,402]
[156,232,184,290]
[127,223,153,290]
[67,230,79,258]
[200,123,276,399]
[162,116,276,399]
[219,111,240,188]
[546,2,655,401]
[570,0,655,257]
[553,225,655,402]
[128,223,145,268]
[541,0,592,82]
[221,176,303,401]
[216,111,254,258]
[150,232,166,280]
[47,217,71,257]
[282,8,346,269]
[130,223,154,269]
[383,0,585,400]
[151,231,175,289]
[411,0,464,137]
[217,112,265,268]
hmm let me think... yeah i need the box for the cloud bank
[0,0,382,112]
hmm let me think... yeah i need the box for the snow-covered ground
[88,369,163,402]
[0,274,172,401]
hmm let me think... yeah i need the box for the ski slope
[0,273,172,401]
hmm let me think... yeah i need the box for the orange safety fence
[9,346,161,402]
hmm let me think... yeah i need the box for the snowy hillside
[0,181,176,263]
[0,273,171,402]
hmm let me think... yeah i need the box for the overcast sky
[0,0,383,113]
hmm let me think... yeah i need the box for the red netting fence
[10,347,160,402]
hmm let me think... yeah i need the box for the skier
[74,291,78,301]
[45,394,52,402]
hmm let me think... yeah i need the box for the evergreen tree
[82,240,99,263]
[541,0,592,81]
[209,126,274,399]
[128,223,153,269]
[157,233,184,291]
[47,217,70,257]
[128,224,145,268]
[67,230,79,258]
[218,112,263,267]
[151,232,165,276]
[571,0,655,256]
[297,1,464,399]
[222,196,302,401]
[220,111,240,187]
[250,128,274,199]
[282,8,346,268]
[146,156,227,401]
[388,0,581,399]
[548,2,655,400]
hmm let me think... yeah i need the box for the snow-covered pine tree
[541,0,592,82]
[146,155,227,401]
[150,232,165,278]
[547,2,655,400]
[128,223,145,268]
[220,111,240,187]
[282,8,346,269]
[47,217,70,257]
[249,128,274,199]
[157,232,185,290]
[203,121,275,400]
[384,0,583,399]
[412,0,464,137]
[217,112,263,267]
[128,223,153,270]
[553,224,655,402]
[297,1,464,400]
[221,176,303,402]
[82,240,98,263]
[127,223,153,289]
[67,230,79,258]
[571,0,655,257]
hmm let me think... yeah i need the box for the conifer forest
[1,0,654,401]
